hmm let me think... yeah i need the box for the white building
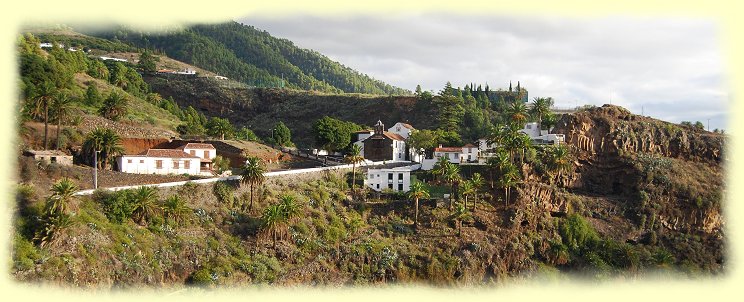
[117,143,217,176]
[388,122,415,139]
[365,165,417,192]
[117,149,202,175]
[519,122,565,145]
[177,143,217,171]
[460,144,479,163]
[100,56,128,62]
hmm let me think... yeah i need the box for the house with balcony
[364,165,417,192]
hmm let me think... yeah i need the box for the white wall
[117,156,201,175]
[434,151,461,164]
[364,165,420,192]
[183,147,216,160]
[388,123,413,139]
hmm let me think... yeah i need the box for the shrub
[96,189,135,223]
[212,181,234,207]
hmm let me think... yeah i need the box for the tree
[260,203,288,248]
[451,204,471,237]
[131,186,160,225]
[82,127,124,170]
[51,92,75,150]
[313,116,362,153]
[137,50,159,73]
[99,91,128,121]
[529,97,553,127]
[497,164,520,206]
[432,156,451,182]
[31,81,56,150]
[406,129,439,158]
[206,117,234,140]
[545,145,574,186]
[460,180,474,210]
[693,121,705,130]
[442,162,461,210]
[486,149,510,189]
[46,178,78,216]
[407,181,430,230]
[240,156,265,212]
[162,195,191,225]
[85,85,103,107]
[212,155,231,174]
[507,101,529,126]
[235,126,258,141]
[344,144,365,198]
[278,194,302,222]
[273,121,292,147]
[469,173,484,212]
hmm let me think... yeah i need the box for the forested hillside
[84,22,409,95]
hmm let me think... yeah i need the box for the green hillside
[84,22,410,95]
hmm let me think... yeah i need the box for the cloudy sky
[239,14,729,131]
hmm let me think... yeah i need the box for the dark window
[127,159,132,164]
[156,160,163,169]
[203,150,209,159]
[388,184,393,189]
[184,160,190,169]
[398,184,403,191]
[173,161,179,169]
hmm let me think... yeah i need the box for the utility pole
[708,118,710,131]
[93,150,100,189]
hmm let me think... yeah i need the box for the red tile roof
[383,131,405,141]
[462,143,476,148]
[434,147,462,152]
[177,143,216,150]
[136,149,200,158]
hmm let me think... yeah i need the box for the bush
[212,181,234,207]
[95,189,135,223]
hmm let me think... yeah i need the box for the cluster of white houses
[362,121,565,193]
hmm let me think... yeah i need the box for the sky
[239,13,730,131]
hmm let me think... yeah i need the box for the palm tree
[432,156,450,183]
[546,145,573,186]
[240,156,265,213]
[442,162,461,210]
[507,101,530,125]
[162,194,192,225]
[31,81,56,150]
[451,204,471,237]
[278,194,302,222]
[261,203,288,247]
[46,178,78,216]
[497,164,520,206]
[486,149,510,189]
[529,97,554,126]
[51,92,75,150]
[35,213,73,248]
[99,91,128,121]
[407,181,430,230]
[470,173,484,212]
[344,144,365,197]
[514,133,533,165]
[132,186,161,224]
[82,127,124,170]
[460,180,474,210]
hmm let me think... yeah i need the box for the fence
[73,159,401,196]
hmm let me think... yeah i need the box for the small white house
[117,149,201,175]
[365,166,415,192]
[433,146,462,164]
[519,122,565,145]
[177,143,217,171]
[460,144,479,163]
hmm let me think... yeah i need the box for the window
[190,150,196,156]
[398,184,403,191]
[388,173,393,183]
[204,150,209,159]
[140,160,144,164]
[388,184,393,189]
[127,159,132,164]
[184,160,190,169]
[526,124,532,129]
[376,184,380,189]
[156,160,163,169]
[173,161,179,169]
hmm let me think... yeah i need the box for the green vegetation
[88,22,409,95]
[313,116,363,152]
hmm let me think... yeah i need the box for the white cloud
[239,14,729,130]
